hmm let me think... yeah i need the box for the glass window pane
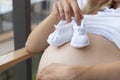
[0,0,14,56]
[0,0,15,80]
[31,0,50,30]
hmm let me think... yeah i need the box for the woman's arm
[25,12,60,53]
[38,61,120,80]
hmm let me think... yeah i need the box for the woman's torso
[38,7,120,71]
[39,33,120,71]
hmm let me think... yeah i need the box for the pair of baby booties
[47,20,89,48]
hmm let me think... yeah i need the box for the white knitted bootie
[47,21,73,46]
[71,21,89,48]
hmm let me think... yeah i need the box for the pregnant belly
[38,33,120,71]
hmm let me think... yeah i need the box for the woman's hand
[52,0,83,25]
[37,63,90,80]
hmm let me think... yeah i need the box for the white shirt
[83,7,120,48]
[77,0,87,9]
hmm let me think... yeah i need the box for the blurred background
[0,0,57,80]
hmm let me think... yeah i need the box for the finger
[40,64,54,74]
[53,2,59,16]
[39,74,49,80]
[36,74,42,80]
[57,1,65,20]
[62,0,72,23]
[70,0,83,25]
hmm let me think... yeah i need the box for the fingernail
[76,19,81,26]
[80,15,84,19]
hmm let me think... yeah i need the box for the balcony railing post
[12,0,32,80]
[13,0,31,48]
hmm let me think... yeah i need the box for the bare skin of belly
[37,33,120,72]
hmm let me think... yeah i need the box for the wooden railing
[0,48,39,71]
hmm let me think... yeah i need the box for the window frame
[13,0,32,80]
